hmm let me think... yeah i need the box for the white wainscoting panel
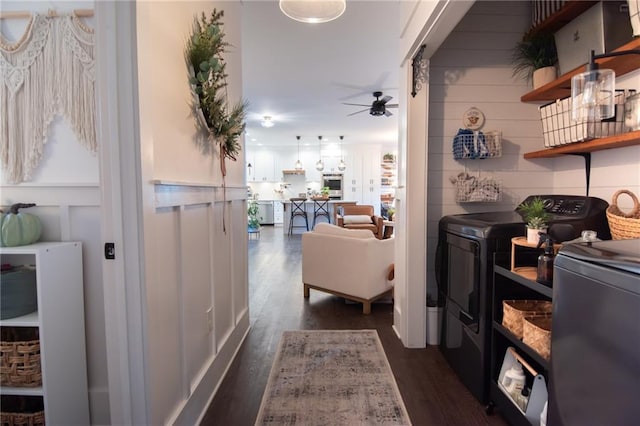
[148,183,249,425]
[0,184,109,425]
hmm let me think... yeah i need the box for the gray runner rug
[255,329,412,425]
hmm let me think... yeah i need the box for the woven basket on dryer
[606,189,640,240]
[502,300,552,339]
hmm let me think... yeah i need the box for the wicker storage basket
[523,316,552,361]
[502,300,552,339]
[0,328,42,387]
[606,190,640,240]
[1,395,45,426]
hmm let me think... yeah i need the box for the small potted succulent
[321,187,330,198]
[517,197,552,244]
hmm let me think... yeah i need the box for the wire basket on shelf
[452,130,502,159]
[451,172,502,203]
[539,90,634,148]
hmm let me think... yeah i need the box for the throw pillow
[313,223,373,239]
[343,215,373,224]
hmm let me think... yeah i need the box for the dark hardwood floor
[201,226,507,425]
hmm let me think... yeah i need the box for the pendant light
[571,49,640,123]
[338,135,346,171]
[294,136,303,170]
[315,135,324,172]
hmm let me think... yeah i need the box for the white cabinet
[273,148,297,179]
[245,151,254,182]
[300,149,321,183]
[274,201,284,224]
[0,242,89,425]
[253,150,276,182]
[341,146,381,214]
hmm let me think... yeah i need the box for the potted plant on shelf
[386,207,396,221]
[517,197,552,244]
[247,200,261,232]
[511,32,558,89]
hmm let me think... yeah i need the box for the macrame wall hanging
[0,10,96,184]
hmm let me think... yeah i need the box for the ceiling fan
[343,91,398,117]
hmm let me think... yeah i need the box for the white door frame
[394,0,474,348]
[95,1,149,424]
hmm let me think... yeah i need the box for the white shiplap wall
[426,1,546,297]
[426,1,640,298]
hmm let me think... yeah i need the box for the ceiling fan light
[279,0,346,24]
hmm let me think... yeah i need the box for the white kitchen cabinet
[274,200,284,224]
[253,150,276,182]
[0,242,89,425]
[246,151,255,182]
[300,149,321,183]
[342,146,381,214]
[273,147,297,179]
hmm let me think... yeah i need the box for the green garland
[185,9,246,171]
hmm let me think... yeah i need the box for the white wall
[134,2,249,424]
[2,1,250,424]
[0,1,109,423]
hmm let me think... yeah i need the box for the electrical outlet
[206,307,213,332]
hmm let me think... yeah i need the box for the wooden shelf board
[521,38,640,102]
[511,267,538,281]
[524,130,640,158]
[526,1,598,37]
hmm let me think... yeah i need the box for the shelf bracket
[569,153,591,196]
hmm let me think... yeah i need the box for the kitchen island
[281,199,358,234]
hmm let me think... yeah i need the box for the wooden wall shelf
[524,131,640,158]
[526,0,598,37]
[521,38,640,103]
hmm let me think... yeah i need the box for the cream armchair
[302,223,394,314]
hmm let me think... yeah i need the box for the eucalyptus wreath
[185,9,246,174]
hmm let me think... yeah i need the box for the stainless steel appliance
[435,195,610,404]
[550,239,640,425]
[256,201,274,225]
[321,173,343,199]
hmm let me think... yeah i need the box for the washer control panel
[520,195,608,218]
